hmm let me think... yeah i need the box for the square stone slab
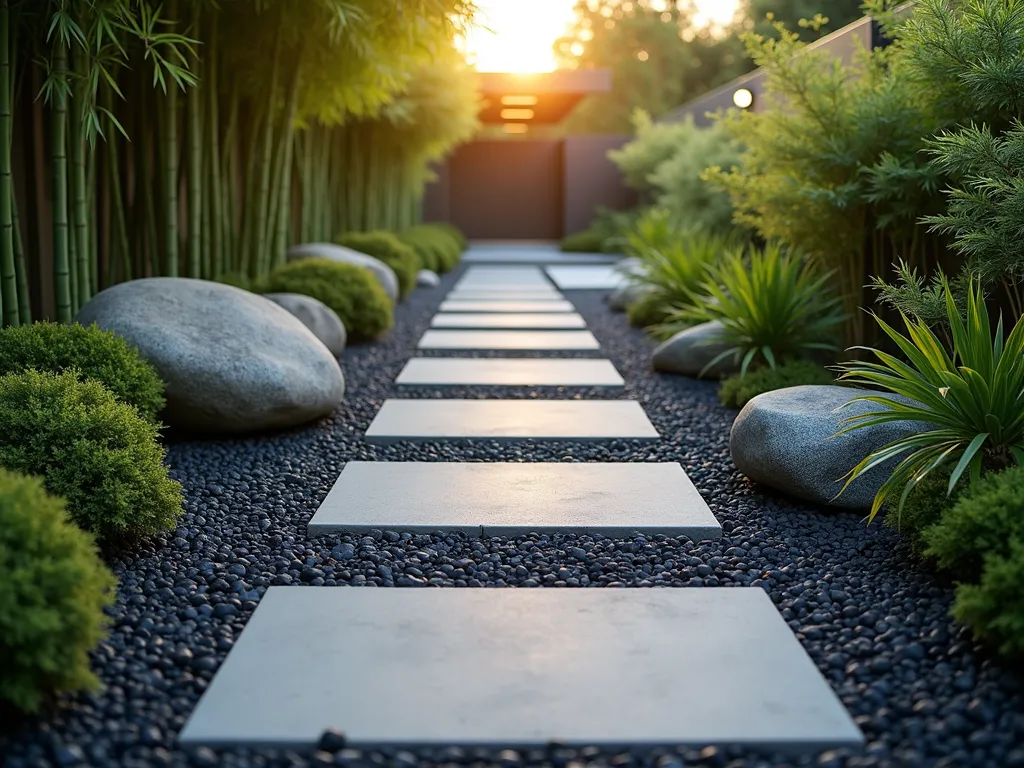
[395,358,625,387]
[364,399,659,442]
[178,588,863,750]
[307,462,720,538]
[546,265,628,290]
[418,330,600,351]
[440,299,576,313]
[431,313,587,330]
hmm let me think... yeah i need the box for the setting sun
[462,0,740,73]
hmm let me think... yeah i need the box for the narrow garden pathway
[5,248,1024,768]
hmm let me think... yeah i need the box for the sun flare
[462,0,740,74]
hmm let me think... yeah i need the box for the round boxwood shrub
[0,321,166,423]
[432,221,467,250]
[561,228,606,253]
[718,360,835,408]
[0,468,116,714]
[0,369,183,541]
[260,259,393,342]
[399,224,462,273]
[335,231,419,299]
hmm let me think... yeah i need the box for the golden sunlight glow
[500,108,535,120]
[503,123,530,134]
[502,95,539,106]
[462,0,740,74]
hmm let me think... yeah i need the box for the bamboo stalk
[254,22,282,277]
[51,39,71,322]
[0,0,16,325]
[164,0,180,276]
[69,47,90,308]
[206,11,222,277]
[272,59,302,268]
[186,3,202,278]
[103,82,131,284]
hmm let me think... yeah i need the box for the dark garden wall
[424,136,634,240]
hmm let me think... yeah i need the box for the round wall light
[732,88,754,110]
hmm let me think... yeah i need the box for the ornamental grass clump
[0,322,166,423]
[335,231,419,299]
[836,277,1024,521]
[0,469,116,714]
[681,243,847,376]
[0,370,183,541]
[260,259,393,341]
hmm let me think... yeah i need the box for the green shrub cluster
[260,259,393,341]
[399,223,464,273]
[718,360,834,408]
[560,229,608,253]
[0,469,116,714]
[0,322,166,424]
[335,231,419,299]
[920,467,1024,657]
[0,370,183,541]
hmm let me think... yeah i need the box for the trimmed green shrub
[884,467,959,552]
[0,322,166,424]
[399,224,463,273]
[431,222,467,250]
[718,360,835,408]
[922,467,1024,657]
[260,259,393,341]
[561,228,607,253]
[0,469,116,714]
[335,231,419,299]
[0,370,183,541]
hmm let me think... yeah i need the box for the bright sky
[462,0,740,73]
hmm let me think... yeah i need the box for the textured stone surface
[652,321,738,379]
[546,265,628,290]
[307,461,720,537]
[607,282,653,312]
[76,278,345,433]
[730,385,931,510]
[418,330,600,351]
[178,588,862,749]
[431,312,587,330]
[287,242,399,303]
[440,299,576,313]
[365,399,659,442]
[395,358,625,387]
[416,269,441,288]
[264,293,347,356]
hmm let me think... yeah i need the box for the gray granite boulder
[76,278,345,434]
[264,293,346,356]
[652,321,738,378]
[607,282,653,312]
[417,269,441,288]
[730,385,932,510]
[287,242,399,304]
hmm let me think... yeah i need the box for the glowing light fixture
[503,123,529,134]
[733,87,754,110]
[500,108,535,120]
[502,95,538,106]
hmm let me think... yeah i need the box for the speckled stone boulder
[652,321,737,378]
[730,385,931,509]
[417,269,441,288]
[264,293,346,357]
[76,278,345,434]
[287,242,399,304]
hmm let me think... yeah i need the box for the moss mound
[335,231,419,299]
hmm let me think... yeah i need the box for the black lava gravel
[2,265,1024,768]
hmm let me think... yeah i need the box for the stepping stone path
[181,257,864,752]
[418,329,600,351]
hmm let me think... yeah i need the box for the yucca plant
[836,277,1024,521]
[680,243,847,375]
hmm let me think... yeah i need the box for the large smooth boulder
[652,321,738,378]
[264,293,346,357]
[287,242,399,304]
[76,278,345,434]
[417,269,441,288]
[607,282,653,312]
[730,385,931,510]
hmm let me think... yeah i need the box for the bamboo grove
[3,0,480,324]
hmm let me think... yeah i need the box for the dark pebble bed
[2,265,1024,768]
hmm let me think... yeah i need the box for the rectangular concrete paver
[440,299,576,313]
[178,588,864,750]
[395,358,625,387]
[418,330,600,351]
[447,291,565,301]
[546,265,628,290]
[307,462,720,538]
[364,399,658,442]
[430,313,588,330]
